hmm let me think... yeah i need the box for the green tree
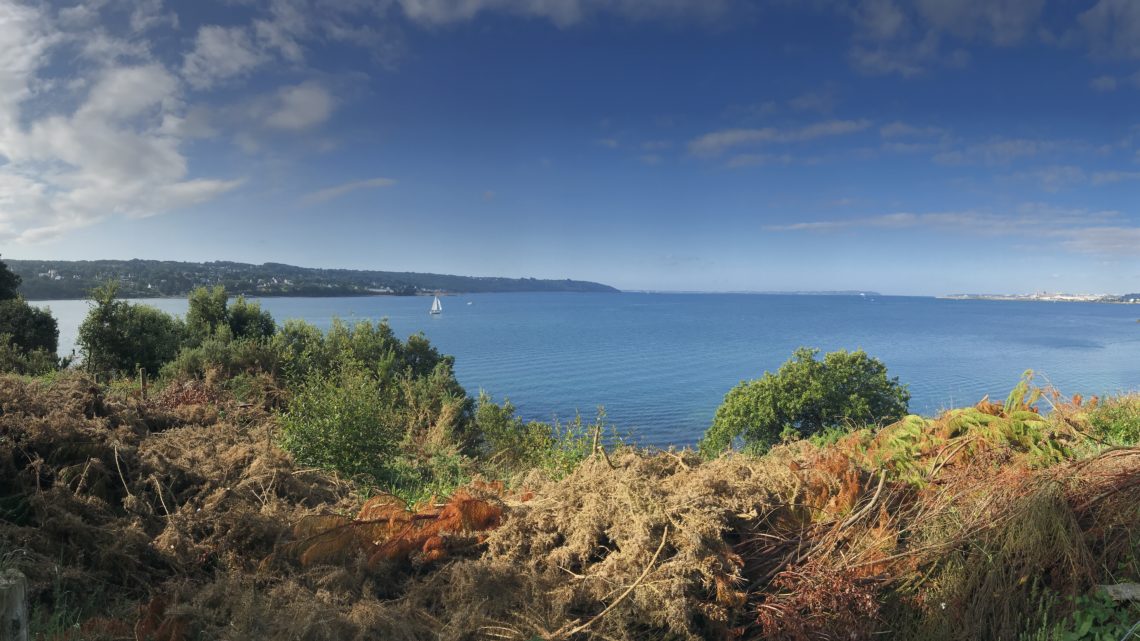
[0,256,20,301]
[700,348,910,456]
[0,257,61,375]
[185,285,229,343]
[0,299,58,354]
[227,296,276,340]
[77,283,185,378]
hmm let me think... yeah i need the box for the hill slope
[7,259,619,299]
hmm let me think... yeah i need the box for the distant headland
[943,292,1140,304]
[6,259,619,300]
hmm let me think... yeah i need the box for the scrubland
[2,369,1137,640]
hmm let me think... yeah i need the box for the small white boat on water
[430,295,442,315]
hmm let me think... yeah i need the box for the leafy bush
[700,347,910,455]
[474,393,605,476]
[161,335,281,381]
[227,296,276,340]
[276,322,476,495]
[1087,395,1140,445]
[475,393,558,470]
[77,283,185,378]
[0,257,60,375]
[279,365,404,482]
[0,298,58,354]
[185,286,276,345]
[1021,592,1140,641]
[0,255,19,300]
[0,335,60,376]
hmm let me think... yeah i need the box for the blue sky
[2,0,1139,295]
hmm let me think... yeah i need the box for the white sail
[430,295,442,313]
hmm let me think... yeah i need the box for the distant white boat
[430,295,442,315]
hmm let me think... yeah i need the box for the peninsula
[5,259,619,300]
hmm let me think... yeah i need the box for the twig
[151,476,171,516]
[113,443,133,499]
[591,424,616,470]
[662,450,690,471]
[840,471,887,529]
[927,437,975,481]
[72,458,94,496]
[548,526,670,640]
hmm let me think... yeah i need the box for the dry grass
[2,373,1137,640]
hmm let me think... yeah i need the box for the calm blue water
[38,293,1140,446]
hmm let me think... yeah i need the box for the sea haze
[42,293,1140,446]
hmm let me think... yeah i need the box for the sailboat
[429,294,442,315]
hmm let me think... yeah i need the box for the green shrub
[227,296,276,340]
[700,347,910,456]
[279,365,404,482]
[0,335,60,376]
[1020,592,1140,641]
[1087,396,1140,445]
[77,283,185,378]
[473,393,607,477]
[475,393,558,471]
[186,286,276,345]
[0,298,58,354]
[161,335,281,381]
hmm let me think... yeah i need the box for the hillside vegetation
[1,371,1137,640]
[6,258,619,300]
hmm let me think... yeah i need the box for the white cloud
[302,177,396,205]
[266,82,335,130]
[182,25,267,90]
[1078,0,1140,59]
[846,0,1042,76]
[765,204,1140,255]
[879,121,946,138]
[1007,165,1087,192]
[689,119,872,156]
[1091,170,1140,185]
[725,153,793,168]
[1090,75,1118,91]
[395,0,735,27]
[914,0,1045,46]
[0,5,241,243]
[932,137,1078,165]
[1061,226,1140,254]
[787,86,837,113]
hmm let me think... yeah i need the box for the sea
[38,293,1140,447]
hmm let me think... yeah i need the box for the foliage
[0,298,58,354]
[474,393,604,477]
[279,365,404,483]
[0,255,20,300]
[0,335,60,376]
[185,285,276,345]
[77,283,185,378]
[160,335,281,381]
[227,295,276,340]
[1021,592,1140,641]
[5,257,617,299]
[1088,396,1140,445]
[185,285,229,343]
[700,347,910,455]
[0,256,60,375]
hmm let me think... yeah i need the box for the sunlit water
[38,293,1140,446]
